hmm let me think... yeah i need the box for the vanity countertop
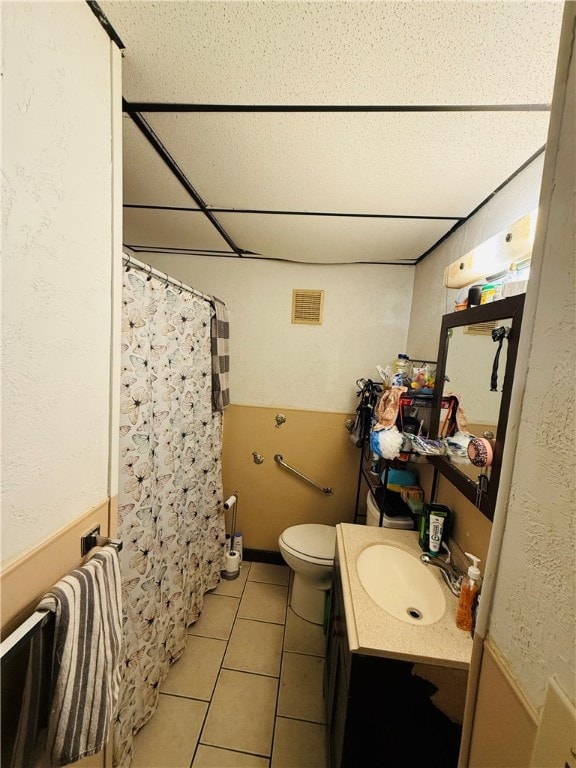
[337,523,473,669]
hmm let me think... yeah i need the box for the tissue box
[502,280,528,298]
[400,485,424,502]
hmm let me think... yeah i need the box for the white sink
[356,544,446,625]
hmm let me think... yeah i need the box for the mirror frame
[427,293,525,520]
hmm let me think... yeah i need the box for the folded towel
[211,297,230,411]
[38,547,122,766]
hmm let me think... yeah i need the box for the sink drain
[407,607,423,620]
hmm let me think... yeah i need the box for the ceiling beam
[85,1,125,49]
[126,102,551,113]
[125,243,417,266]
[123,203,463,222]
[123,101,245,258]
[416,144,546,263]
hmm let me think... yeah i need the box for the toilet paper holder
[222,491,241,580]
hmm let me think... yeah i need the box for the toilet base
[290,573,328,625]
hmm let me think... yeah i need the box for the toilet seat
[279,524,336,565]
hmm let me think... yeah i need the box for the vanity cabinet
[324,556,351,767]
[324,551,463,768]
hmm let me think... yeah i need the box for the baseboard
[244,548,285,566]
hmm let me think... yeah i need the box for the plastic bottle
[233,532,243,562]
[480,284,495,304]
[390,354,412,387]
[503,262,518,284]
[501,262,519,297]
[423,362,436,392]
[456,553,482,631]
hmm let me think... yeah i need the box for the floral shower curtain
[114,267,226,767]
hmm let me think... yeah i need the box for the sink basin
[356,544,446,625]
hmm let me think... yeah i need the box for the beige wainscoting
[1,496,116,637]
[468,638,538,767]
[222,404,359,552]
[1,497,118,768]
[222,405,494,560]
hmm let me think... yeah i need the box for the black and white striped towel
[211,297,230,411]
[38,547,122,766]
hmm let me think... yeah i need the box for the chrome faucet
[420,553,463,597]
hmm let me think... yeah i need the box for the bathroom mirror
[428,294,525,520]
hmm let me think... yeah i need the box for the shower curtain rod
[123,253,219,307]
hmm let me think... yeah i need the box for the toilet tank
[366,492,414,530]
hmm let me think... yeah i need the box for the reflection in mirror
[440,319,512,484]
[429,295,525,520]
[444,322,511,426]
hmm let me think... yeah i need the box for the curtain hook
[125,262,131,273]
[178,280,183,294]
[146,264,153,281]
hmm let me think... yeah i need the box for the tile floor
[132,561,328,768]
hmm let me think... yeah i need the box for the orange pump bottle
[456,553,481,631]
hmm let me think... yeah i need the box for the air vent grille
[292,289,324,325]
[464,320,498,336]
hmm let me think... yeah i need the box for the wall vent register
[292,289,324,325]
[464,320,498,336]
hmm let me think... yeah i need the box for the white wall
[489,1,575,709]
[406,0,574,716]
[406,153,545,362]
[136,254,414,413]
[1,1,121,563]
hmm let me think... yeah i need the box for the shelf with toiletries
[356,295,525,523]
[377,355,437,394]
[452,260,530,313]
[354,426,423,530]
[358,457,423,528]
[352,383,457,529]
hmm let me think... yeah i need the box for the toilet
[366,491,414,529]
[278,523,336,625]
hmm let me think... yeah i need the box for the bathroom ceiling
[99,1,564,265]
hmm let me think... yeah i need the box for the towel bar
[81,525,123,556]
[0,609,52,661]
[1,533,122,660]
[274,454,334,495]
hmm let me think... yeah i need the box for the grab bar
[274,454,334,495]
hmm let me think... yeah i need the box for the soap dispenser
[455,553,482,632]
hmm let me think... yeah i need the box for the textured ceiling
[101,0,564,265]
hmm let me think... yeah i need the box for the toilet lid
[280,524,336,561]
